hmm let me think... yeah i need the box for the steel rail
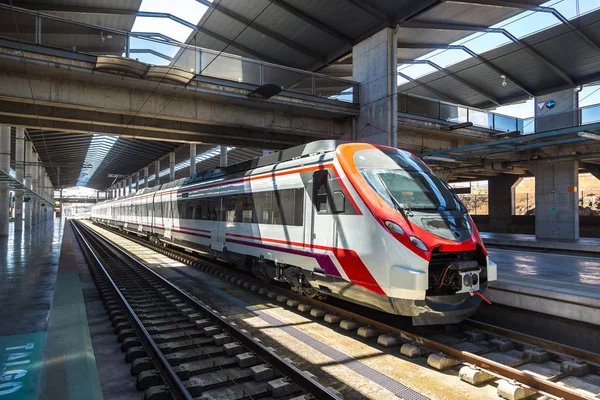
[71,220,194,400]
[76,220,339,400]
[90,221,597,400]
[463,320,600,366]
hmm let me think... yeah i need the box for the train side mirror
[332,190,346,214]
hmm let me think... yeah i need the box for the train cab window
[312,170,329,213]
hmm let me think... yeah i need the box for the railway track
[84,220,600,400]
[71,219,338,400]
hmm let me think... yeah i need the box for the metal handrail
[0,3,359,87]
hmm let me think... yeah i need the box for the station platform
[485,246,600,326]
[0,219,102,400]
[481,232,600,254]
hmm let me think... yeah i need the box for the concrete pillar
[488,174,519,233]
[220,146,228,168]
[169,152,175,182]
[14,127,25,230]
[155,160,160,186]
[534,88,578,132]
[24,141,33,228]
[31,152,39,225]
[190,144,196,176]
[135,172,140,192]
[353,27,398,146]
[144,166,149,188]
[0,126,10,236]
[530,160,579,240]
[128,177,132,195]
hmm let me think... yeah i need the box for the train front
[337,143,497,325]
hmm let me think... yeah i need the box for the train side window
[312,170,329,213]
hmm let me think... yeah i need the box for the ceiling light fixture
[577,131,600,140]
[501,74,507,87]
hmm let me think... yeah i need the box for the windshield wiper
[375,174,413,218]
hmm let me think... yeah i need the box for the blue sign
[546,99,556,109]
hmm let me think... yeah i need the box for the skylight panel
[427,49,472,68]
[398,63,438,80]
[132,17,193,43]
[77,135,118,187]
[501,10,561,39]
[138,0,211,26]
[454,32,510,54]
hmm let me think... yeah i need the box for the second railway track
[71,219,338,400]
[80,219,600,400]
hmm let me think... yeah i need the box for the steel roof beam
[451,0,600,54]
[397,42,535,97]
[404,20,577,87]
[268,0,353,45]
[398,58,502,105]
[194,0,327,63]
[195,27,282,64]
[397,71,462,104]
[344,0,390,24]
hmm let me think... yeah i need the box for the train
[91,140,496,325]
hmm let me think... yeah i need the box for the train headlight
[385,220,404,235]
[409,236,427,251]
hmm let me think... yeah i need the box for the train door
[212,197,226,252]
[151,193,158,234]
[307,170,334,253]
[163,193,173,240]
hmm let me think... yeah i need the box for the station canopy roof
[3,0,600,189]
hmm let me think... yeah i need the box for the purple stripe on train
[225,238,342,278]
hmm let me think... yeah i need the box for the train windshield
[354,148,464,212]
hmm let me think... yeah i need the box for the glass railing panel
[469,109,493,129]
[129,36,180,66]
[408,96,440,118]
[581,104,600,125]
[315,77,354,103]
[0,11,36,43]
[262,65,313,95]
[493,113,517,132]
[198,52,261,85]
[440,103,467,123]
[41,17,122,55]
[522,117,535,134]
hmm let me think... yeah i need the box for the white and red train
[91,141,496,325]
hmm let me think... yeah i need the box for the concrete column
[220,146,228,168]
[128,177,132,195]
[534,88,578,132]
[14,127,25,230]
[31,152,39,225]
[24,141,33,228]
[155,160,160,186]
[353,27,398,146]
[135,172,140,192]
[488,174,519,233]
[169,152,175,182]
[190,144,196,176]
[144,167,149,188]
[0,126,10,236]
[530,160,579,240]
